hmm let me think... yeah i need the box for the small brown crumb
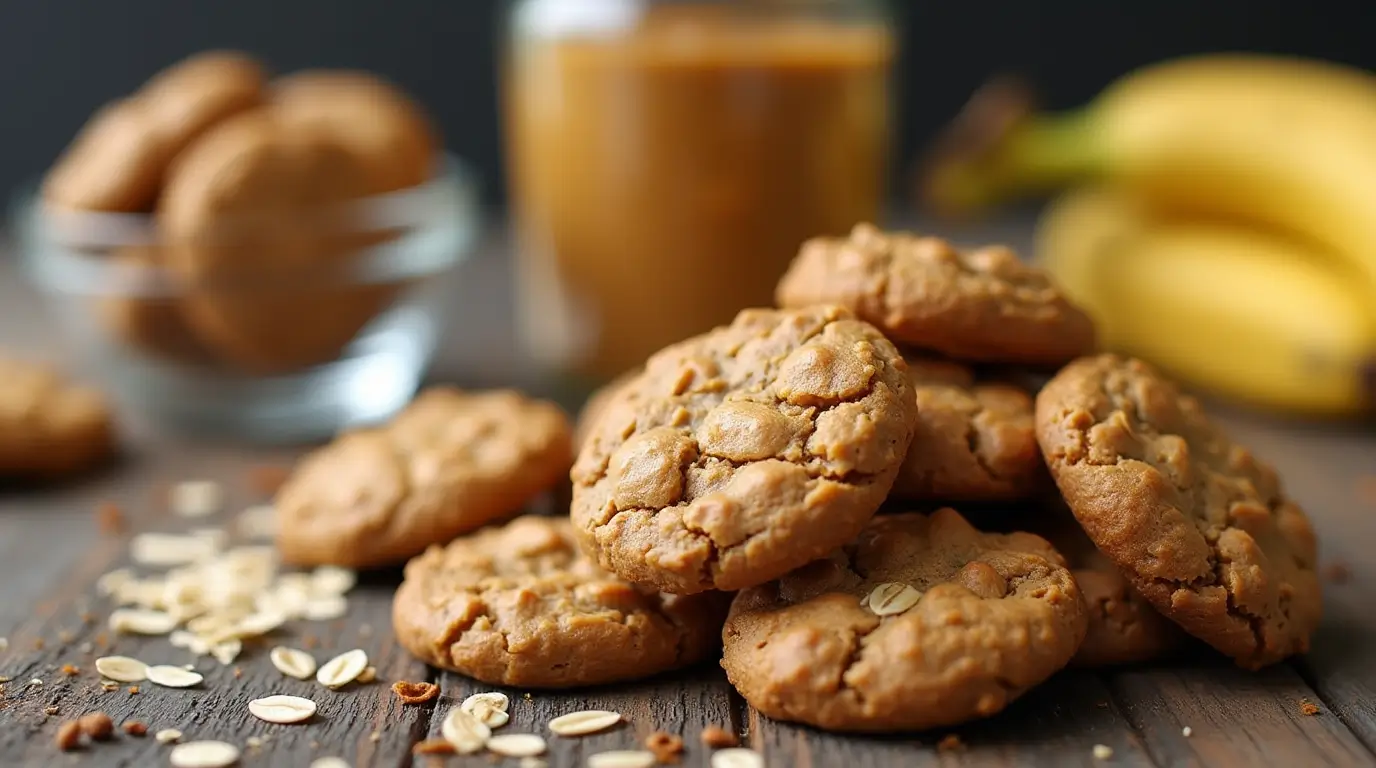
[80,613,95,625]
[938,734,966,753]
[57,630,75,644]
[233,667,243,679]
[247,465,291,496]
[646,731,685,763]
[302,634,319,650]
[369,730,382,743]
[60,664,79,677]
[522,692,532,700]
[33,638,45,650]
[55,721,82,751]
[1093,744,1114,760]
[1322,561,1352,584]
[412,739,456,756]
[126,686,139,695]
[78,711,114,741]
[700,726,738,748]
[1301,700,1321,716]
[95,502,126,535]
[391,681,440,705]
[44,706,60,716]
[122,721,147,737]
[94,633,109,648]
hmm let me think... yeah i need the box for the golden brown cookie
[96,247,213,365]
[272,70,438,193]
[721,509,1087,732]
[393,515,729,688]
[159,109,390,372]
[892,357,1045,502]
[1036,354,1322,669]
[0,360,115,478]
[775,223,1096,364]
[43,51,266,212]
[277,388,573,568]
[572,305,918,595]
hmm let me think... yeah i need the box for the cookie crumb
[34,638,45,650]
[523,692,532,700]
[700,726,738,748]
[391,681,439,705]
[57,630,75,644]
[123,721,148,737]
[233,667,243,679]
[247,736,264,749]
[1321,561,1352,584]
[369,730,382,743]
[412,739,456,755]
[247,465,291,496]
[1300,700,1321,716]
[1181,726,1192,737]
[646,731,684,762]
[61,664,79,677]
[1092,744,1113,760]
[127,685,140,695]
[28,678,43,687]
[938,735,965,753]
[96,502,126,535]
[56,721,82,751]
[78,712,115,741]
[45,706,60,716]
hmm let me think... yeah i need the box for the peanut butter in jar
[505,0,894,381]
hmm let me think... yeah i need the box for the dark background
[1,1,1371,206]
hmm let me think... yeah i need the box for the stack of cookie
[270,223,1319,735]
[44,51,439,373]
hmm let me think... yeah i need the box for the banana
[1036,187,1376,416]
[925,54,1376,303]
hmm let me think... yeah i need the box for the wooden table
[2,220,1375,768]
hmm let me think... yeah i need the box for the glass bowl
[12,156,479,442]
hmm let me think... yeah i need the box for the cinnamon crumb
[95,502,126,535]
[94,633,109,648]
[646,731,684,763]
[938,734,966,752]
[44,706,59,716]
[122,720,147,736]
[126,686,139,695]
[233,667,243,679]
[700,726,738,748]
[80,613,95,625]
[55,721,82,751]
[391,681,440,705]
[78,712,114,741]
[247,465,291,496]
[1300,700,1321,716]
[412,739,456,756]
[1322,561,1352,584]
[60,664,79,677]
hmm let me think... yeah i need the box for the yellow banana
[925,54,1376,302]
[1036,187,1376,416]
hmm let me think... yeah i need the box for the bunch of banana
[924,54,1376,417]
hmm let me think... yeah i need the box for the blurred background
[1,0,1372,204]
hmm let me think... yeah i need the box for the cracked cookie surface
[721,509,1086,732]
[893,357,1045,502]
[571,305,918,595]
[1036,354,1321,669]
[0,360,114,479]
[277,387,572,568]
[392,515,729,687]
[775,223,1096,364]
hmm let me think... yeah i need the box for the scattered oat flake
[55,720,82,751]
[130,532,218,566]
[519,759,548,768]
[441,708,491,754]
[1182,726,1193,737]
[392,681,439,705]
[311,566,357,596]
[1301,700,1321,716]
[100,681,119,692]
[211,640,243,666]
[96,656,148,683]
[710,748,763,768]
[249,694,318,724]
[246,736,263,749]
[310,759,351,768]
[61,664,79,676]
[316,649,368,688]
[96,501,126,535]
[368,730,381,743]
[123,721,148,736]
[79,712,115,740]
[700,726,738,748]
[412,739,456,756]
[147,665,204,689]
[486,733,547,758]
[1093,744,1114,760]
[938,734,965,752]
[109,608,178,635]
[172,480,223,518]
[156,728,184,744]
[270,646,318,680]
[0,637,7,652]
[27,678,43,687]
[589,750,658,768]
[646,731,684,762]
[169,740,241,768]
[866,582,922,616]
[548,709,623,736]
[462,692,511,728]
[303,595,349,621]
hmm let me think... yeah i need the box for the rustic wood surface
[1,220,1374,767]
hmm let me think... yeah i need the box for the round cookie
[393,515,729,688]
[0,359,114,478]
[892,357,1045,502]
[277,387,573,568]
[571,305,918,595]
[775,223,1096,364]
[44,51,266,212]
[159,109,391,372]
[272,70,438,193]
[1036,354,1321,669]
[721,509,1087,732]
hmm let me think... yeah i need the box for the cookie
[272,70,438,193]
[721,509,1086,732]
[1036,354,1321,668]
[572,305,918,595]
[97,247,213,365]
[775,223,1096,364]
[44,51,266,212]
[159,109,390,372]
[0,359,114,478]
[277,387,573,568]
[892,357,1044,502]
[393,515,729,688]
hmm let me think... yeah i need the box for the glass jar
[505,0,894,384]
